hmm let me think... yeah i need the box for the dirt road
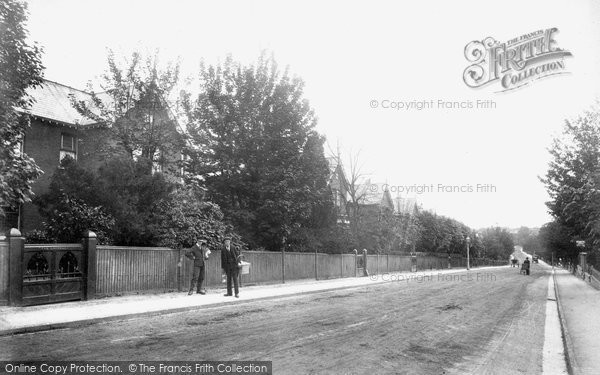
[1,265,551,374]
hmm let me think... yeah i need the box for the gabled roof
[356,180,394,210]
[326,156,347,191]
[19,79,102,128]
[354,181,419,214]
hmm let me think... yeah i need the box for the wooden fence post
[82,230,97,300]
[8,228,24,306]
[363,249,368,276]
[341,252,344,278]
[353,249,358,277]
[315,248,318,280]
[281,245,285,284]
[377,253,380,275]
[387,253,390,272]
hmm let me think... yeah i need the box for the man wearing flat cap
[185,237,210,295]
[221,235,241,298]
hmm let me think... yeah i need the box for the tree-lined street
[1,265,552,374]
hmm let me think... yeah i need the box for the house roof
[18,79,101,128]
[326,157,345,188]
[356,181,394,209]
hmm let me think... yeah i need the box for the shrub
[24,229,53,244]
[150,187,244,250]
[44,194,115,244]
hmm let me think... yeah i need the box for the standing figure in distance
[221,236,240,298]
[523,257,531,275]
[186,237,210,295]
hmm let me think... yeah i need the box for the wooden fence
[1,232,509,301]
[96,249,497,296]
[96,246,180,296]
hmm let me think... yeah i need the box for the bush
[44,194,115,244]
[24,229,54,244]
[150,187,244,250]
[96,156,175,246]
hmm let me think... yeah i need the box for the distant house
[2,79,183,234]
[394,196,418,216]
[355,180,395,216]
[326,157,350,224]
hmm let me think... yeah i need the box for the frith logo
[463,28,572,92]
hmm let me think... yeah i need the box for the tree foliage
[34,155,238,248]
[183,53,333,251]
[43,194,115,244]
[95,156,177,245]
[0,0,44,215]
[541,108,600,266]
[538,221,578,262]
[35,156,175,245]
[479,227,514,260]
[71,51,182,173]
[541,110,600,242]
[415,211,471,254]
[150,186,243,250]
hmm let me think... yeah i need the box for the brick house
[2,79,183,234]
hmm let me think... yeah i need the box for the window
[60,133,77,161]
[61,133,75,150]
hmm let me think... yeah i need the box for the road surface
[1,265,553,374]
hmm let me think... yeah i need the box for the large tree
[183,53,333,250]
[541,109,600,268]
[538,220,578,263]
[72,51,182,173]
[0,0,44,216]
[542,110,600,238]
[480,227,514,260]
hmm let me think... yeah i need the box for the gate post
[82,230,97,300]
[8,228,24,306]
[362,249,368,276]
[353,249,357,277]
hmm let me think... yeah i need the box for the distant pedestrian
[523,257,531,275]
[185,237,210,295]
[221,236,241,298]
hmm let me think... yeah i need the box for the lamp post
[466,236,471,271]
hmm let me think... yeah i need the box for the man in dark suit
[185,237,209,295]
[221,236,240,298]
[523,257,531,275]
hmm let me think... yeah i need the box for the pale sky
[23,0,600,229]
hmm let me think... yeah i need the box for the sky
[23,0,600,229]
